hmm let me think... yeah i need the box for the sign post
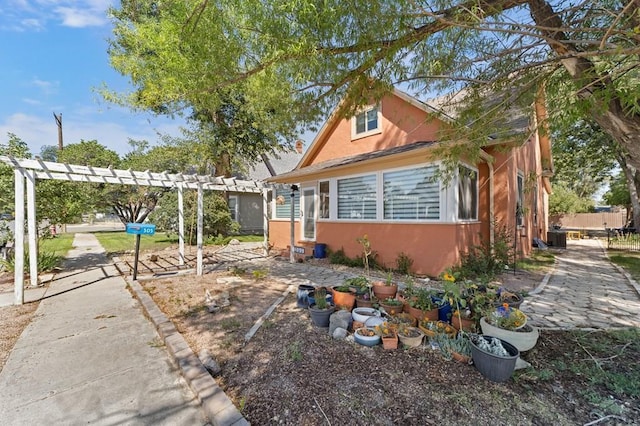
[126,223,156,280]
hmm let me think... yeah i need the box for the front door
[302,188,316,241]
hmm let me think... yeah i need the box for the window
[319,181,330,219]
[352,106,380,138]
[458,166,478,220]
[337,175,377,219]
[383,166,440,220]
[228,195,238,222]
[274,187,300,219]
[516,172,524,226]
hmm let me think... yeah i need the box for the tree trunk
[528,0,640,172]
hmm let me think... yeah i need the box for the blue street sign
[126,223,156,236]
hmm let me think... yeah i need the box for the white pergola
[1,155,270,305]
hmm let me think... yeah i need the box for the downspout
[479,150,495,247]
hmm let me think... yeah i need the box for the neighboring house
[228,141,304,234]
[265,88,553,277]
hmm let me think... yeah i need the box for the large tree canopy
[106,0,640,171]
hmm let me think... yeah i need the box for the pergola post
[262,187,269,257]
[177,184,185,265]
[26,170,38,287]
[14,168,25,305]
[196,183,203,276]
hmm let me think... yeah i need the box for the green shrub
[450,222,513,281]
[1,249,63,273]
[395,252,414,275]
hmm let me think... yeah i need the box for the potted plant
[374,321,398,350]
[418,320,456,339]
[378,297,404,316]
[493,288,524,308]
[331,283,357,311]
[372,271,398,300]
[470,334,520,382]
[308,287,336,328]
[407,288,438,321]
[396,324,424,348]
[480,303,539,352]
[354,327,381,347]
[436,334,472,363]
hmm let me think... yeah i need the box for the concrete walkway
[522,238,640,329]
[0,234,212,425]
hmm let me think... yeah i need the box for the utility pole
[53,112,63,150]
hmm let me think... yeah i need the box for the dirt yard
[2,260,639,425]
[137,263,639,426]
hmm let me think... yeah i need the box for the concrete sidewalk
[0,234,210,425]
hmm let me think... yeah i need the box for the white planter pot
[480,317,539,352]
[352,307,380,324]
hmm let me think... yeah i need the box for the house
[228,141,304,234]
[266,88,553,277]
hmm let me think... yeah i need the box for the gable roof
[297,88,450,169]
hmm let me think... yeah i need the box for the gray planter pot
[471,335,519,383]
[308,304,335,328]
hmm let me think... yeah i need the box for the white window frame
[351,105,382,140]
[318,180,330,220]
[382,164,441,221]
[228,195,239,222]
[272,186,300,221]
[337,173,378,220]
[457,164,478,221]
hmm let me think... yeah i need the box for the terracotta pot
[355,296,376,308]
[408,305,438,322]
[381,334,398,350]
[451,351,472,364]
[451,314,476,332]
[393,312,417,327]
[372,283,398,300]
[379,301,404,316]
[331,287,356,311]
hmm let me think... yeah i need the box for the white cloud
[0,112,183,157]
[31,78,59,95]
[55,6,108,28]
[0,1,113,31]
[22,98,43,105]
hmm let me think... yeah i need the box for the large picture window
[337,175,377,219]
[383,166,439,220]
[458,166,478,220]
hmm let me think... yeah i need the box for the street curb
[126,277,249,426]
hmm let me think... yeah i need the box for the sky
[0,0,184,157]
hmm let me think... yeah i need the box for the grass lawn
[516,249,555,272]
[93,231,178,254]
[608,251,640,282]
[40,233,75,257]
[92,231,263,255]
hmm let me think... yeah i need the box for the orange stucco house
[266,88,553,277]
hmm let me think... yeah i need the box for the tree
[105,0,640,173]
[549,184,594,214]
[551,120,616,199]
[0,133,31,213]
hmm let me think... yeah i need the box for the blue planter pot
[432,296,452,323]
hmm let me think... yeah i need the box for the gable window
[516,172,524,227]
[458,165,478,221]
[228,195,238,222]
[352,105,381,139]
[274,187,300,220]
[337,174,377,219]
[384,165,440,220]
[319,181,330,219]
